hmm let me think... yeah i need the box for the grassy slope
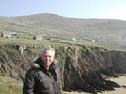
[1,13,126,50]
[0,76,22,94]
[1,14,126,40]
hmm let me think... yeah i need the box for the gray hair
[40,46,55,57]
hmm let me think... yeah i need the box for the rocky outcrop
[56,46,121,93]
[0,45,126,93]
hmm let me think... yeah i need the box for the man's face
[42,50,55,69]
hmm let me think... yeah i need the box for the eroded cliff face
[0,45,126,93]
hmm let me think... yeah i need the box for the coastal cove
[64,75,126,94]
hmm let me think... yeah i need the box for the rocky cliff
[0,45,126,93]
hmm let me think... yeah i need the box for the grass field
[0,76,22,94]
[1,37,126,52]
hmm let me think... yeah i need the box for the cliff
[0,45,126,93]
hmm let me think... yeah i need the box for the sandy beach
[64,75,126,94]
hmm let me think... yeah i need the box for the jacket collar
[33,57,57,72]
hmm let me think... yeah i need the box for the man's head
[40,46,55,70]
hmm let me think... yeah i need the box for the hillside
[0,13,126,50]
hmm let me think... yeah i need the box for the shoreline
[98,75,126,94]
[64,75,126,94]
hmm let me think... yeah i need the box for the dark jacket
[23,58,62,94]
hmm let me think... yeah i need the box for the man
[23,46,62,94]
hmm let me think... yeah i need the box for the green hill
[0,13,126,50]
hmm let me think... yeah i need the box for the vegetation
[0,13,126,50]
[0,76,22,94]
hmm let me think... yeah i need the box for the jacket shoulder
[25,68,41,76]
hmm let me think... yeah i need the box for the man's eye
[47,55,51,57]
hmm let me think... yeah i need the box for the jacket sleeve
[23,69,35,94]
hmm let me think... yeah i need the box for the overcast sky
[0,0,126,20]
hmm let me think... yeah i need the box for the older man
[23,46,62,94]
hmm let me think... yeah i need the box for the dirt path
[64,75,126,94]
